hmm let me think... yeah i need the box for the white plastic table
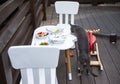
[31,25,75,80]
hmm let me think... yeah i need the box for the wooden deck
[41,5,120,84]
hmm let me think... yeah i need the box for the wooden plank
[10,14,32,45]
[34,0,43,13]
[97,6,120,73]
[93,7,120,84]
[0,1,30,53]
[0,12,32,84]
[42,0,47,20]
[0,0,24,25]
[41,5,55,25]
[35,3,43,18]
[79,7,92,30]
[51,5,58,25]
[57,50,67,84]
[77,7,85,27]
[35,4,44,27]
[88,6,113,84]
[75,9,82,26]
[105,7,120,33]
[36,11,44,27]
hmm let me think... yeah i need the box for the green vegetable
[55,29,60,33]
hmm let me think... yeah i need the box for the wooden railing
[0,0,46,84]
[48,0,120,5]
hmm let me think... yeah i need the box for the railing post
[30,0,36,28]
[42,0,47,20]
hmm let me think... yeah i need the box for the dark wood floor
[41,5,120,84]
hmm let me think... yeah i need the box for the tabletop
[31,25,75,50]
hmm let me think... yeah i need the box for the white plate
[49,35,65,44]
[46,27,64,35]
[36,32,48,39]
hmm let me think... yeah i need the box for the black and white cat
[70,24,97,77]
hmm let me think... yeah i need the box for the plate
[36,32,48,39]
[49,35,65,44]
[46,27,64,35]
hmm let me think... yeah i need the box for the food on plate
[37,32,48,37]
[46,28,63,34]
[39,42,48,45]
[54,29,60,33]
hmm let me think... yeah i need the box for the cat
[70,24,98,77]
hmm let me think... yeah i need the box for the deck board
[92,6,120,84]
[41,5,120,84]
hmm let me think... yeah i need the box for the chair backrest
[55,1,79,24]
[8,45,60,84]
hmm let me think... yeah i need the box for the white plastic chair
[55,1,79,42]
[55,1,79,24]
[55,1,79,80]
[8,45,60,84]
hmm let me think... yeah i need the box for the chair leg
[55,76,58,84]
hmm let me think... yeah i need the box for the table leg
[65,50,72,80]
